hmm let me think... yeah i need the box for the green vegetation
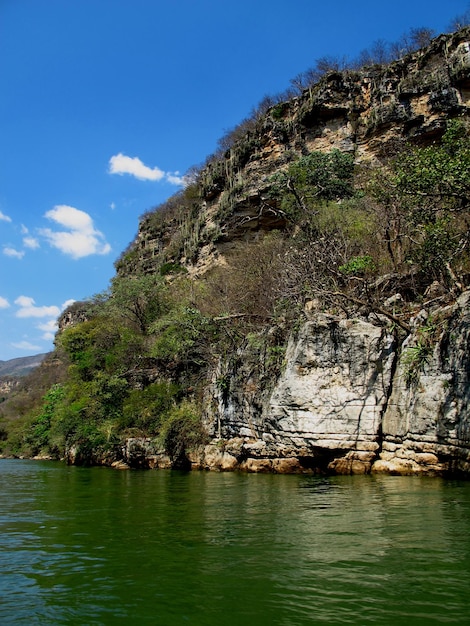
[1,57,469,466]
[401,319,439,385]
[122,382,183,434]
[268,149,355,226]
[368,119,470,282]
[339,255,376,277]
[158,400,206,467]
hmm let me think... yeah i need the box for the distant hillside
[0,354,48,378]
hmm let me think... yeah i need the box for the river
[1,459,470,624]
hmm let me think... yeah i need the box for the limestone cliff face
[0,378,20,398]
[127,28,470,276]
[196,291,470,475]
[375,291,470,475]
[200,316,396,474]
[267,318,395,473]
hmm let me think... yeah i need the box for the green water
[1,460,470,624]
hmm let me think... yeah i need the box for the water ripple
[1,462,470,624]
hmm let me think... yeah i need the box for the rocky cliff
[123,27,470,278]
[22,28,470,477]
[195,291,470,475]
[200,314,396,474]
[116,290,470,476]
[376,291,470,475]
[105,29,470,476]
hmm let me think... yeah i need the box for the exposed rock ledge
[116,290,470,476]
[373,291,470,476]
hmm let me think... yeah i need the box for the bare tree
[290,67,319,93]
[389,27,435,59]
[290,55,349,94]
[353,39,392,68]
[448,7,470,31]
[409,27,435,49]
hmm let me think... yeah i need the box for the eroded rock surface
[373,291,470,475]
[197,292,470,476]
[201,315,397,474]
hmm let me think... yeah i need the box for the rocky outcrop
[0,378,20,398]
[374,291,470,476]
[126,28,470,277]
[199,314,396,474]
[266,318,396,474]
[191,290,470,476]
[66,437,173,469]
[57,301,90,332]
[73,29,470,477]
[122,438,172,469]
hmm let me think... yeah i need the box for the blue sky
[1,0,469,361]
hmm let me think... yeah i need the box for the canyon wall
[194,292,470,475]
[67,29,470,476]
[127,28,470,277]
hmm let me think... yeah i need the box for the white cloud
[23,236,40,249]
[10,298,75,350]
[37,319,58,340]
[166,172,185,185]
[3,246,24,259]
[0,296,10,309]
[11,340,42,352]
[109,153,165,181]
[15,295,60,319]
[37,319,57,332]
[39,205,111,259]
[108,153,184,186]
[21,224,29,234]
[0,210,12,223]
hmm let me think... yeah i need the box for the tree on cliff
[449,7,470,31]
[368,119,470,289]
[104,274,168,334]
[267,149,355,231]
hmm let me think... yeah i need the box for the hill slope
[0,354,48,379]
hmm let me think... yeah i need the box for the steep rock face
[199,292,470,476]
[0,378,20,398]
[57,301,90,332]
[266,318,396,473]
[201,315,396,474]
[127,28,470,277]
[374,291,470,475]
[94,29,470,476]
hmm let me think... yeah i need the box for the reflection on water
[1,460,470,625]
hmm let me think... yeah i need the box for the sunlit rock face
[199,292,470,476]
[373,291,470,476]
[201,315,397,474]
[125,28,470,279]
[107,28,470,476]
[264,317,396,473]
[271,318,393,423]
